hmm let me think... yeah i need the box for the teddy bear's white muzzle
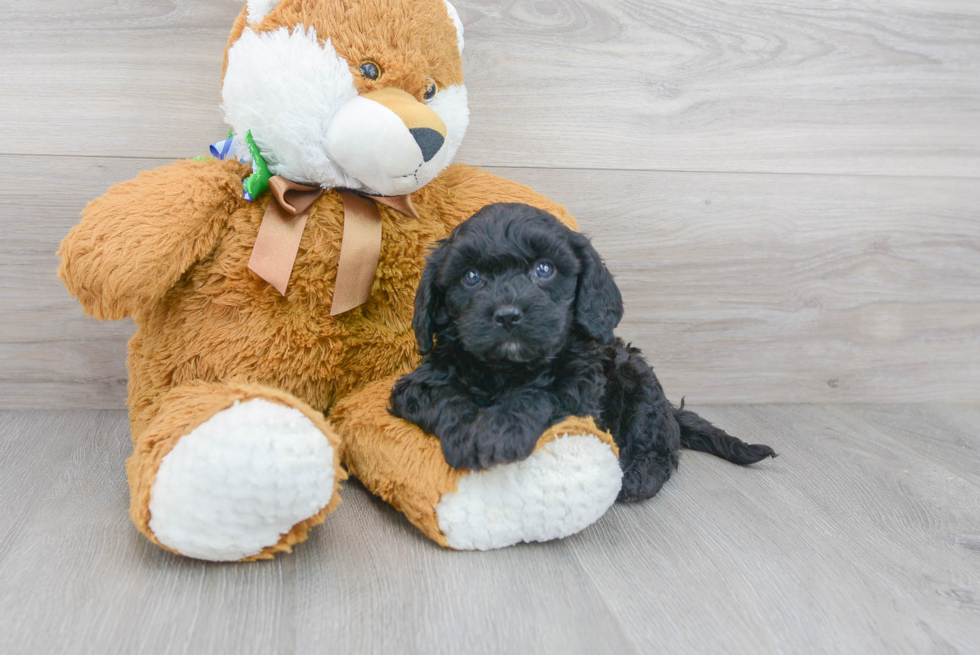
[326,94,447,196]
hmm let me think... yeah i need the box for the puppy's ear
[572,232,624,344]
[414,240,449,355]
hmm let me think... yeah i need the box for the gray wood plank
[5,155,977,408]
[290,480,637,655]
[1,406,978,654]
[0,410,296,655]
[0,154,150,409]
[0,410,633,655]
[0,22,229,160]
[0,412,90,562]
[836,404,980,489]
[0,1,978,176]
[571,404,980,653]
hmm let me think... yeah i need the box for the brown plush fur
[222,0,464,101]
[58,0,613,557]
[61,160,578,435]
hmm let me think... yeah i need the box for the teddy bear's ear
[444,1,464,53]
[246,0,282,25]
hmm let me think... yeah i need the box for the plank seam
[2,152,979,181]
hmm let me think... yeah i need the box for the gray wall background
[1,0,977,408]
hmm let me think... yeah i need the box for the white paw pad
[435,434,622,550]
[148,399,335,561]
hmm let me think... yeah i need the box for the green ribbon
[242,130,271,201]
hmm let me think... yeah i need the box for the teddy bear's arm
[59,158,249,321]
[437,164,580,231]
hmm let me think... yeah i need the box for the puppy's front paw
[440,421,539,471]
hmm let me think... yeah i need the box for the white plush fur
[325,96,431,196]
[427,84,469,173]
[223,26,469,195]
[148,399,336,562]
[444,1,465,52]
[246,0,281,25]
[223,27,362,189]
[436,434,623,551]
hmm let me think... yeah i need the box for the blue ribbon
[209,137,235,161]
[206,133,261,201]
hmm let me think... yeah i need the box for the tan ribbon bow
[247,175,419,316]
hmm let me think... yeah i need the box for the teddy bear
[58,0,623,561]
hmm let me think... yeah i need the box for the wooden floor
[0,405,977,654]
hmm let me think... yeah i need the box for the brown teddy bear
[59,0,622,561]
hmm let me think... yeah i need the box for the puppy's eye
[462,269,481,287]
[359,61,381,80]
[423,82,438,101]
[533,261,555,280]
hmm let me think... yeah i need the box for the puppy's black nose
[493,306,523,330]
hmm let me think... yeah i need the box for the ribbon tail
[367,193,419,220]
[331,191,383,316]
[248,198,309,296]
[247,176,324,295]
[247,201,309,296]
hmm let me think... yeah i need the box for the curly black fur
[389,203,776,502]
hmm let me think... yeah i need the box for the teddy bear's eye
[359,61,381,80]
[424,82,438,101]
[462,269,481,287]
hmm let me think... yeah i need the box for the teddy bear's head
[222,0,468,196]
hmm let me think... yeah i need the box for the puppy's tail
[674,399,777,465]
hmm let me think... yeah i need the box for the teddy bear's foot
[128,381,345,561]
[331,377,622,550]
[434,430,622,550]
[147,399,334,561]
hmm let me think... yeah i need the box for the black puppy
[389,203,775,501]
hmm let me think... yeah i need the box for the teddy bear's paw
[435,433,622,550]
[147,399,336,561]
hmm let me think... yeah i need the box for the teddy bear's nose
[410,128,444,162]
